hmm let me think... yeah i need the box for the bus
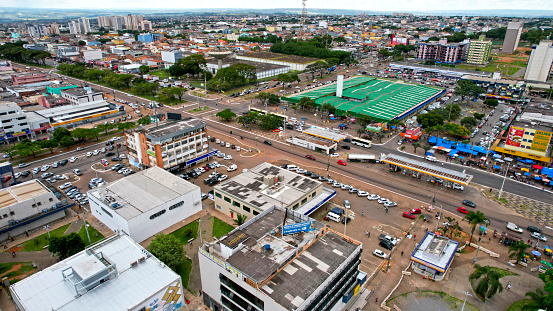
[347,153,386,163]
[351,137,372,148]
[249,107,288,121]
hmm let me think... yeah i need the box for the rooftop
[0,179,51,209]
[215,162,322,212]
[140,117,206,143]
[61,87,102,97]
[88,166,199,220]
[237,51,320,64]
[410,232,459,273]
[302,127,347,142]
[513,102,553,132]
[10,234,180,311]
[206,58,289,72]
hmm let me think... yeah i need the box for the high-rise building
[68,20,80,34]
[466,35,492,65]
[124,14,143,30]
[27,25,47,38]
[110,15,125,31]
[416,39,468,64]
[502,22,524,54]
[140,20,153,31]
[49,22,60,35]
[524,41,553,82]
[97,16,110,28]
[79,17,91,34]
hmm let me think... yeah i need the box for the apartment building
[27,25,47,38]
[416,39,468,64]
[200,205,366,311]
[502,22,524,54]
[524,41,553,83]
[125,117,211,171]
[466,36,492,65]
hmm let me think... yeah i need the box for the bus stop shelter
[383,154,474,186]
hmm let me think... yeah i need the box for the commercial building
[36,100,123,128]
[206,58,290,79]
[286,134,338,155]
[0,101,32,140]
[46,83,78,95]
[125,117,210,171]
[0,178,71,241]
[161,50,184,66]
[137,33,160,43]
[10,234,185,311]
[200,205,366,311]
[502,22,524,54]
[416,39,468,64]
[524,41,553,83]
[213,162,336,221]
[410,232,459,281]
[140,20,153,31]
[60,87,104,105]
[82,49,103,62]
[466,36,492,65]
[460,74,526,101]
[11,73,48,86]
[87,166,201,243]
[236,52,319,71]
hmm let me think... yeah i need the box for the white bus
[351,137,372,148]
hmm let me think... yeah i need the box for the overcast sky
[4,0,553,11]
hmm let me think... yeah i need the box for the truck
[347,153,386,164]
[379,234,398,246]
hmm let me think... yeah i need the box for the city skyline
[3,0,553,12]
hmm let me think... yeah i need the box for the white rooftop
[88,166,199,220]
[411,232,459,273]
[10,234,180,311]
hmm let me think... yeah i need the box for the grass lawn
[0,262,35,282]
[170,221,199,245]
[188,106,211,113]
[506,299,531,311]
[175,258,193,290]
[21,223,71,252]
[212,217,235,239]
[490,266,518,278]
[150,70,169,79]
[78,222,105,246]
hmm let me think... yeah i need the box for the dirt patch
[8,246,23,253]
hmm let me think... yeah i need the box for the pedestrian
[362,211,364,216]
[401,251,404,256]
[414,234,416,240]
[11,251,15,258]
[375,297,378,303]
[441,162,444,166]
[366,231,368,236]
[507,284,511,290]
[25,230,29,237]
[368,232,371,237]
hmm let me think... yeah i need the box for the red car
[409,208,422,214]
[203,166,210,171]
[457,206,469,214]
[306,155,315,160]
[403,212,416,219]
[2,176,11,183]
[337,160,347,166]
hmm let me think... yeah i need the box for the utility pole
[461,291,472,311]
[82,212,91,244]
[498,162,510,199]
[473,236,482,263]
[435,203,443,232]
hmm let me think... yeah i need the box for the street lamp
[498,162,510,199]
[461,291,472,311]
[473,237,482,263]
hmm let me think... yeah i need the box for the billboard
[167,113,182,121]
[505,126,524,147]
[282,220,316,235]
[531,130,552,153]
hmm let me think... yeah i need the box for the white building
[205,58,290,79]
[236,52,319,71]
[161,50,184,66]
[82,49,103,62]
[524,41,553,83]
[80,17,91,34]
[60,87,104,105]
[35,99,123,129]
[410,232,460,281]
[27,25,47,38]
[200,205,366,311]
[10,234,185,311]
[68,21,80,35]
[87,166,202,243]
[0,102,31,140]
[0,178,68,241]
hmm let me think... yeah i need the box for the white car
[373,249,387,259]
[344,200,351,209]
[367,194,380,200]
[225,143,231,148]
[341,184,352,190]
[227,165,237,172]
[14,172,22,179]
[223,155,233,160]
[41,165,50,172]
[119,154,127,159]
[330,153,339,158]
[92,150,100,156]
[218,175,228,182]
[357,191,369,197]
[69,156,77,163]
[33,167,40,174]
[59,182,72,190]
[384,201,397,208]
[378,197,390,204]
[532,232,548,242]
[297,169,307,174]
[212,161,221,168]
[86,152,92,157]
[332,182,342,188]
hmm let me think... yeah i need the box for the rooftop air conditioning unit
[130,261,138,268]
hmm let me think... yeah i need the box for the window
[10,211,14,216]
[49,198,53,202]
[311,192,316,197]
[149,209,166,220]
[301,198,307,205]
[32,204,36,208]
[531,133,535,136]
[37,202,42,206]
[243,206,250,213]
[233,201,240,208]
[100,207,113,218]
[169,201,184,210]
[215,192,222,198]
[253,210,259,216]
[224,196,231,203]
[293,203,299,210]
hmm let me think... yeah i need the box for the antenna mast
[301,0,307,26]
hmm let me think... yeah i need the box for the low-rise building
[87,166,202,243]
[213,162,336,221]
[11,73,48,86]
[60,87,104,105]
[410,232,459,281]
[236,52,319,71]
[36,99,123,129]
[10,234,185,311]
[206,58,290,79]
[0,178,71,241]
[200,205,366,311]
[82,49,103,62]
[46,83,78,95]
[125,117,211,171]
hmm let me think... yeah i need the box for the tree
[524,289,552,311]
[508,241,530,264]
[86,69,103,82]
[148,233,185,271]
[96,123,116,136]
[216,109,237,122]
[455,80,483,103]
[39,139,58,154]
[78,40,86,46]
[169,87,185,101]
[180,54,207,77]
[321,103,336,116]
[118,74,134,90]
[137,116,151,125]
[85,128,100,141]
[444,123,470,138]
[470,264,504,301]
[378,49,392,58]
[143,82,159,97]
[377,133,384,143]
[53,127,71,142]
[460,117,477,128]
[473,113,485,120]
[422,144,432,154]
[168,64,186,77]
[233,214,248,226]
[464,210,490,243]
[268,94,280,105]
[357,127,365,137]
[259,114,283,130]
[357,115,372,127]
[48,233,86,260]
[71,128,89,142]
[298,97,315,111]
[277,73,294,88]
[59,136,75,149]
[12,139,41,158]
[412,142,421,153]
[484,99,499,107]
[118,122,135,132]
[417,112,444,129]
[255,92,272,106]
[139,65,150,74]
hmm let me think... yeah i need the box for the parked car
[373,249,387,259]
[263,140,272,145]
[69,156,77,163]
[73,169,82,176]
[527,226,542,234]
[403,212,416,219]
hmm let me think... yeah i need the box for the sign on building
[283,221,316,235]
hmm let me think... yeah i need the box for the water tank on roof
[264,244,271,251]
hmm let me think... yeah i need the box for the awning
[535,176,542,180]
[495,159,504,163]
[493,154,502,158]
[524,172,531,176]
[459,156,465,159]
[543,178,550,183]
[494,165,501,169]
[533,165,543,170]
[504,157,513,162]
[521,168,530,172]
[339,123,346,127]
[525,159,534,164]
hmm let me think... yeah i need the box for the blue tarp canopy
[339,123,346,127]
[472,146,488,154]
[525,159,533,164]
[535,176,542,180]
[550,181,553,186]
[493,154,502,158]
[524,172,531,176]
[494,165,501,169]
[429,136,438,144]
[459,156,465,159]
[472,151,478,155]
[448,150,458,156]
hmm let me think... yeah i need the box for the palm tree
[422,144,432,155]
[523,289,551,311]
[509,240,530,264]
[377,133,384,143]
[357,127,365,137]
[291,105,298,115]
[470,264,503,301]
[412,142,421,153]
[233,214,247,226]
[464,211,490,243]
